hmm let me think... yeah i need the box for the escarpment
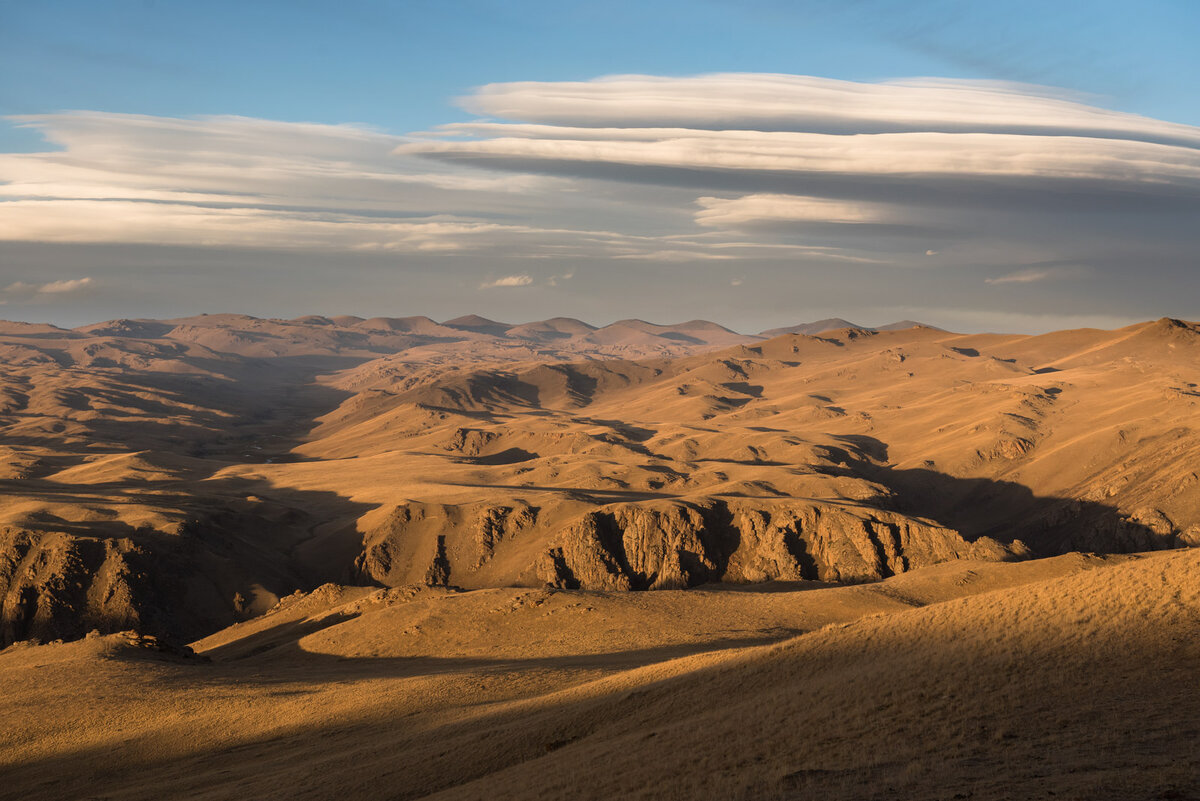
[0,510,302,647]
[0,529,146,646]
[353,498,1019,592]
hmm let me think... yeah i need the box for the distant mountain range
[13,313,938,361]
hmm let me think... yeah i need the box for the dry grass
[1,550,1197,800]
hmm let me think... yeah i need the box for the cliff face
[354,497,1019,593]
[7,490,1177,647]
[356,502,541,587]
[537,500,1016,590]
[0,529,144,645]
[0,516,299,648]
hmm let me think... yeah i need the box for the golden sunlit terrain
[2,313,1199,799]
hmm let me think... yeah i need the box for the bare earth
[1,313,1199,799]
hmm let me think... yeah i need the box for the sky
[1,0,1198,332]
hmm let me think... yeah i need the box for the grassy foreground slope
[1,549,1196,800]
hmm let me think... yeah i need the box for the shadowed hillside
[1,550,1196,800]
[2,315,1200,648]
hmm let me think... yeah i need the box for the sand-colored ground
[1,550,1196,800]
[3,313,1200,798]
[3,314,1200,642]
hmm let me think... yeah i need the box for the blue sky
[1,1,1199,330]
[5,0,1196,141]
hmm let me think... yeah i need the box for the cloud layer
[2,73,1198,327]
[417,75,1200,211]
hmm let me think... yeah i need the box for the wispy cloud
[0,113,578,255]
[37,277,94,293]
[0,276,94,303]
[985,270,1053,285]
[984,266,1082,285]
[479,274,534,289]
[695,194,890,228]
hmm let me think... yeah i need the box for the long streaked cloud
[694,194,892,227]
[984,269,1056,285]
[455,74,1200,146]
[411,75,1200,209]
[2,73,1199,280]
[409,73,1200,284]
[0,112,608,255]
[984,265,1087,285]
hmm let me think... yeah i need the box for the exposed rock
[446,427,499,456]
[1179,525,1200,548]
[113,630,209,662]
[0,519,296,648]
[358,501,540,586]
[474,504,537,568]
[536,499,1015,590]
[424,536,451,586]
[980,436,1035,462]
[1023,501,1180,554]
[0,529,143,646]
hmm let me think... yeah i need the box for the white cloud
[480,274,534,289]
[405,74,1200,238]
[612,249,737,262]
[695,194,891,228]
[3,73,1200,280]
[984,267,1078,285]
[0,276,94,303]
[38,277,94,293]
[0,112,577,255]
[456,74,1200,148]
[405,76,1200,208]
[405,126,1200,189]
[3,276,93,295]
[400,73,1200,283]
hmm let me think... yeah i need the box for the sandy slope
[0,550,1195,800]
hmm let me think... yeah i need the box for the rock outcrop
[0,519,295,648]
[353,496,1018,594]
[535,499,1016,590]
[356,502,540,587]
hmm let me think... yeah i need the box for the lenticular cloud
[407,73,1200,208]
[3,73,1199,266]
